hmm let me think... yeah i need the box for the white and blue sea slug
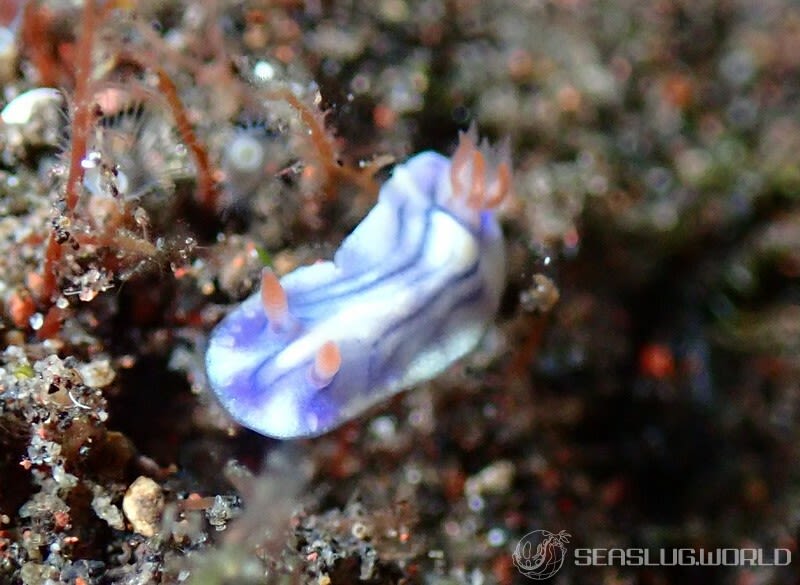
[205,127,512,438]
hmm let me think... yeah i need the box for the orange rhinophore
[484,161,512,208]
[311,341,342,388]
[449,125,512,210]
[468,149,487,208]
[260,268,290,330]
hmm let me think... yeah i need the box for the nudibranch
[205,127,511,438]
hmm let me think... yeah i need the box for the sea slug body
[205,127,512,438]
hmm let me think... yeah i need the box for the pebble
[122,476,165,537]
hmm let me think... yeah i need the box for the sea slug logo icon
[513,530,571,580]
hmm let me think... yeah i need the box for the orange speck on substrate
[302,165,319,182]
[492,554,514,585]
[754,356,791,378]
[93,87,132,117]
[662,74,694,109]
[507,48,535,81]
[212,168,226,183]
[232,253,246,269]
[180,493,215,511]
[119,356,136,368]
[556,84,582,112]
[563,228,580,250]
[557,496,575,514]
[8,291,35,329]
[245,9,267,24]
[639,343,675,379]
[539,467,561,492]
[373,103,397,129]
[53,510,71,530]
[275,45,294,63]
[25,273,45,300]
